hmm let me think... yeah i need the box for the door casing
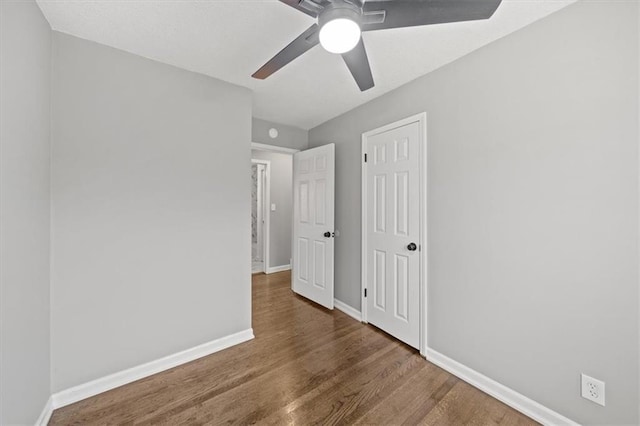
[251,158,270,273]
[361,112,428,356]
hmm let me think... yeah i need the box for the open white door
[292,144,335,309]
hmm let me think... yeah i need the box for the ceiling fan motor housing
[318,2,363,28]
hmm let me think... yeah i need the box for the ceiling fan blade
[252,24,320,80]
[361,0,502,31]
[342,38,374,91]
[278,0,321,17]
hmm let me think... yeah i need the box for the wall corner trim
[426,348,579,426]
[51,329,254,410]
[334,299,362,322]
[266,264,291,274]
[35,396,54,426]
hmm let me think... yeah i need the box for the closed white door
[292,144,335,309]
[364,119,422,349]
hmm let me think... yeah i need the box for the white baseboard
[35,396,53,426]
[334,299,362,322]
[52,328,254,409]
[426,348,578,426]
[266,264,291,274]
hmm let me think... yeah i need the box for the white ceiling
[36,0,576,130]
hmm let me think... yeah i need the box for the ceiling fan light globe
[319,18,361,54]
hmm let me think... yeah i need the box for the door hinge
[364,288,367,297]
[364,153,367,163]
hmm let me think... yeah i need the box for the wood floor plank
[142,329,393,425]
[49,271,538,425]
[351,363,455,425]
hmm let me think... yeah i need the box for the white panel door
[292,144,335,309]
[365,121,421,348]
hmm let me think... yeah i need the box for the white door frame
[251,142,300,154]
[361,112,428,356]
[251,158,271,273]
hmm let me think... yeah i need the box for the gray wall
[251,150,293,268]
[0,0,52,423]
[252,117,308,151]
[51,33,253,392]
[309,1,639,424]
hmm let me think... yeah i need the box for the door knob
[407,242,417,251]
[324,231,331,238]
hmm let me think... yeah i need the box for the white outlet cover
[581,373,605,406]
[271,203,276,211]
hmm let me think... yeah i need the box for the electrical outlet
[581,373,605,406]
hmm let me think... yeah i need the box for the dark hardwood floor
[50,271,537,425]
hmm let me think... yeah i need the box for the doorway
[361,113,427,355]
[251,159,270,273]
[251,143,297,275]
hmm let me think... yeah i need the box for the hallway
[50,271,536,425]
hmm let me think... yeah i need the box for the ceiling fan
[252,0,503,91]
